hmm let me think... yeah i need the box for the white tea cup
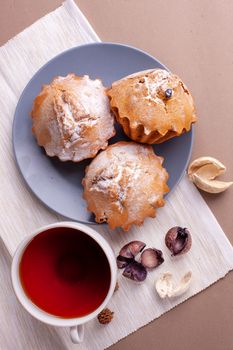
[11,221,117,343]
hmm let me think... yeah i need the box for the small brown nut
[140,248,164,269]
[97,308,114,324]
[165,227,192,256]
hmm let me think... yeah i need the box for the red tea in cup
[19,227,111,318]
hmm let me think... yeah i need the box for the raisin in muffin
[107,69,197,144]
[82,141,169,231]
[31,74,115,162]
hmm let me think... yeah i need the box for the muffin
[31,74,115,162]
[82,141,169,231]
[107,69,197,144]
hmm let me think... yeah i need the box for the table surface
[1,1,233,349]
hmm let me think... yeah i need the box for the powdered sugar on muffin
[31,74,115,162]
[107,69,197,144]
[82,141,169,231]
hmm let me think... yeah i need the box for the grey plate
[13,42,193,223]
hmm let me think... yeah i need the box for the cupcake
[31,74,115,162]
[82,141,169,231]
[107,69,197,144]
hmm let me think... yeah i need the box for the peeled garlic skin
[123,261,147,282]
[141,248,164,269]
[118,241,146,259]
[165,226,192,256]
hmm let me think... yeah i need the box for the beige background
[0,1,233,349]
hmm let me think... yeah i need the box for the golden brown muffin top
[31,74,115,162]
[82,141,169,231]
[107,69,197,137]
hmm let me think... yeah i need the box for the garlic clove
[155,272,173,298]
[195,163,224,180]
[188,156,232,193]
[192,173,233,194]
[118,241,146,259]
[165,227,192,256]
[140,248,164,269]
[155,271,192,298]
[123,261,147,282]
[188,156,226,178]
[168,271,192,297]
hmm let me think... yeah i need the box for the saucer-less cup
[11,222,117,343]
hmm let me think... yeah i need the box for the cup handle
[70,325,85,343]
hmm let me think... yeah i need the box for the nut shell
[116,255,134,269]
[119,241,146,259]
[140,248,164,269]
[123,261,147,282]
[165,226,192,256]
